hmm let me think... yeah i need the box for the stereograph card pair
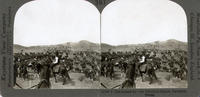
[0,0,200,97]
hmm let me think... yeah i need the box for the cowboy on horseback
[50,51,61,83]
[137,51,147,81]
[137,50,158,84]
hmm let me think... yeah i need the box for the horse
[58,60,71,85]
[21,65,28,80]
[120,59,137,89]
[101,61,137,89]
[138,59,158,84]
[51,57,72,85]
[36,57,52,89]
[16,59,29,80]
[105,62,114,80]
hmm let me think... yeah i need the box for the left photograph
[13,0,101,89]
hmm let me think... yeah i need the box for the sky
[14,0,187,46]
[14,0,100,46]
[102,0,187,45]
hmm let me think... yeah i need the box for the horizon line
[14,39,187,47]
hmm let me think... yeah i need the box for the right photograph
[100,0,187,89]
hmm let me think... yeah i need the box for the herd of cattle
[13,48,187,89]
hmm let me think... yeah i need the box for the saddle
[52,64,60,73]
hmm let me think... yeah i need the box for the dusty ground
[14,71,187,89]
[100,71,187,89]
[14,72,100,89]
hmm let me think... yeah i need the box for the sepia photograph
[13,0,188,89]
[13,0,101,89]
[100,0,188,89]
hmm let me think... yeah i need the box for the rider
[140,55,146,64]
[51,51,61,67]
[50,50,61,77]
[138,50,146,70]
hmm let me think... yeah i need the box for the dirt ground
[14,72,100,89]
[100,71,187,89]
[14,71,187,89]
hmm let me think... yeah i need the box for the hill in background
[14,39,187,53]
